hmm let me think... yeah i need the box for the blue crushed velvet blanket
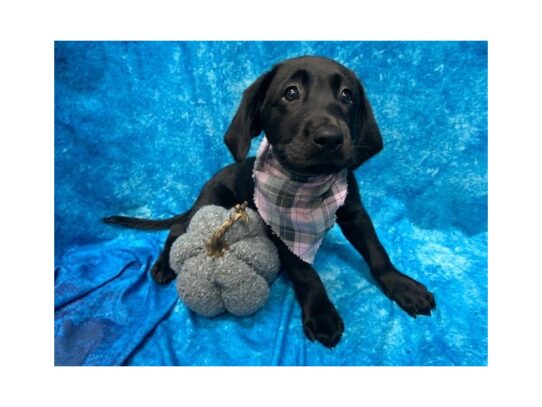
[54,41,487,366]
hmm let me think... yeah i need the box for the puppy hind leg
[151,221,188,284]
[151,183,238,284]
[150,224,195,286]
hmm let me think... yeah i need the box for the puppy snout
[312,125,344,151]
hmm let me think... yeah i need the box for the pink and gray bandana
[253,137,348,264]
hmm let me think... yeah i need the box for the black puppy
[105,56,435,348]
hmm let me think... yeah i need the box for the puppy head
[224,56,383,175]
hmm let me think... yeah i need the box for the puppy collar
[253,137,348,264]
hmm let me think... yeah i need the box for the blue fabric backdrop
[54,41,487,366]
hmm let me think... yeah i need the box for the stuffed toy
[169,202,280,317]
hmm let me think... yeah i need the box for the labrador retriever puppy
[104,55,436,348]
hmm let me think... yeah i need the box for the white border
[2,0,541,406]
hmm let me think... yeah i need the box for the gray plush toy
[169,203,280,317]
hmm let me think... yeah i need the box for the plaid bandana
[253,137,348,264]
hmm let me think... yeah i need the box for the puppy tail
[103,210,190,231]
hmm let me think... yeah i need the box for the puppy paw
[302,297,344,348]
[378,270,436,317]
[151,259,176,284]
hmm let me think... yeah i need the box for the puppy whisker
[352,145,372,151]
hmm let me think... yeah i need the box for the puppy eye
[340,88,353,105]
[284,86,300,101]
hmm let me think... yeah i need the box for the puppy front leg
[273,237,344,348]
[337,173,436,317]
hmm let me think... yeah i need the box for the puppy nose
[313,126,344,151]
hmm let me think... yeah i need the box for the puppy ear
[351,80,384,168]
[224,68,277,162]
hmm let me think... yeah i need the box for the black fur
[104,56,435,348]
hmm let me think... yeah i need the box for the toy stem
[205,202,249,257]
